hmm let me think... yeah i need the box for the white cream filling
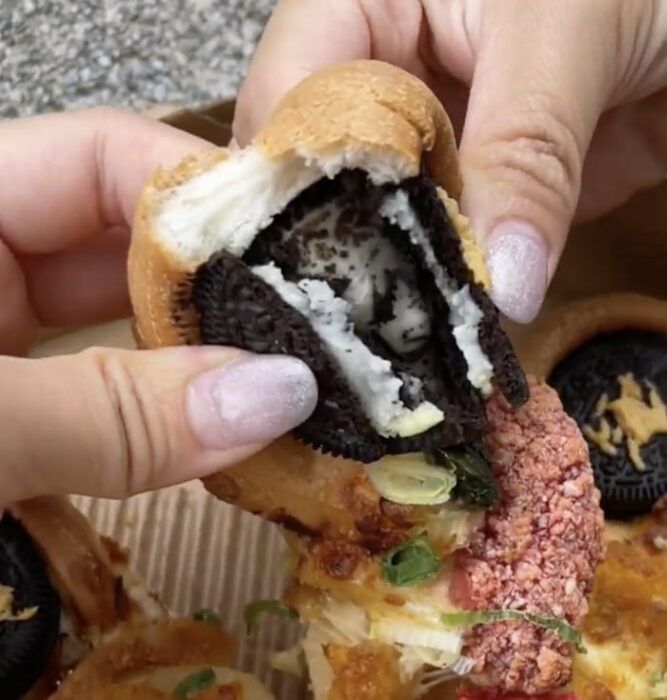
[155,146,412,267]
[133,665,276,700]
[155,148,322,264]
[293,200,431,353]
[379,191,494,395]
[251,262,444,438]
[155,150,493,403]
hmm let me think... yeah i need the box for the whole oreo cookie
[0,514,61,699]
[549,329,667,519]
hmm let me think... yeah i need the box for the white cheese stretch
[379,191,494,395]
[251,262,444,438]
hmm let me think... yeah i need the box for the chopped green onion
[173,667,216,698]
[440,610,586,653]
[365,454,457,506]
[427,446,499,509]
[244,600,299,635]
[381,534,441,587]
[192,608,222,626]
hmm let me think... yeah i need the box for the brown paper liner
[69,485,308,699]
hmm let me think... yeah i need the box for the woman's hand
[0,109,317,505]
[233,0,667,323]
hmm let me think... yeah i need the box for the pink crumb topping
[451,378,605,694]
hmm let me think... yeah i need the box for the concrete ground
[0,0,276,120]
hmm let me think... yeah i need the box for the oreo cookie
[192,169,527,462]
[0,514,61,699]
[549,330,667,519]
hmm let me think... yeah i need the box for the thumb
[459,0,616,323]
[0,346,317,504]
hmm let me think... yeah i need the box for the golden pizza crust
[254,60,461,198]
[51,619,236,699]
[203,435,434,543]
[128,59,464,351]
[517,292,667,379]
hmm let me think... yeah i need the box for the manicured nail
[186,355,318,450]
[485,221,548,324]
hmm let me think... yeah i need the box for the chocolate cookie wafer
[192,168,526,461]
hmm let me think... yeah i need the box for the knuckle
[86,348,168,497]
[484,105,583,216]
[612,0,665,99]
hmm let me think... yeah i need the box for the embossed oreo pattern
[549,330,667,519]
[0,515,61,700]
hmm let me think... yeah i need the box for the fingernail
[186,355,318,450]
[485,221,549,324]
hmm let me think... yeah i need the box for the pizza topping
[441,610,585,653]
[243,600,299,635]
[364,454,457,506]
[457,690,579,700]
[380,534,441,587]
[427,446,499,509]
[651,671,667,698]
[173,667,216,698]
[192,609,222,627]
[0,585,37,623]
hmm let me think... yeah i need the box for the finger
[576,88,667,222]
[20,227,131,330]
[0,109,209,353]
[0,108,211,254]
[0,239,36,355]
[458,0,620,323]
[0,347,317,505]
[233,0,371,145]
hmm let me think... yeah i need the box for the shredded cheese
[0,584,38,622]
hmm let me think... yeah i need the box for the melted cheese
[583,417,618,457]
[286,504,481,699]
[571,516,667,700]
[584,373,667,471]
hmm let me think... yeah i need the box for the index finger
[233,0,371,146]
[0,108,210,255]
